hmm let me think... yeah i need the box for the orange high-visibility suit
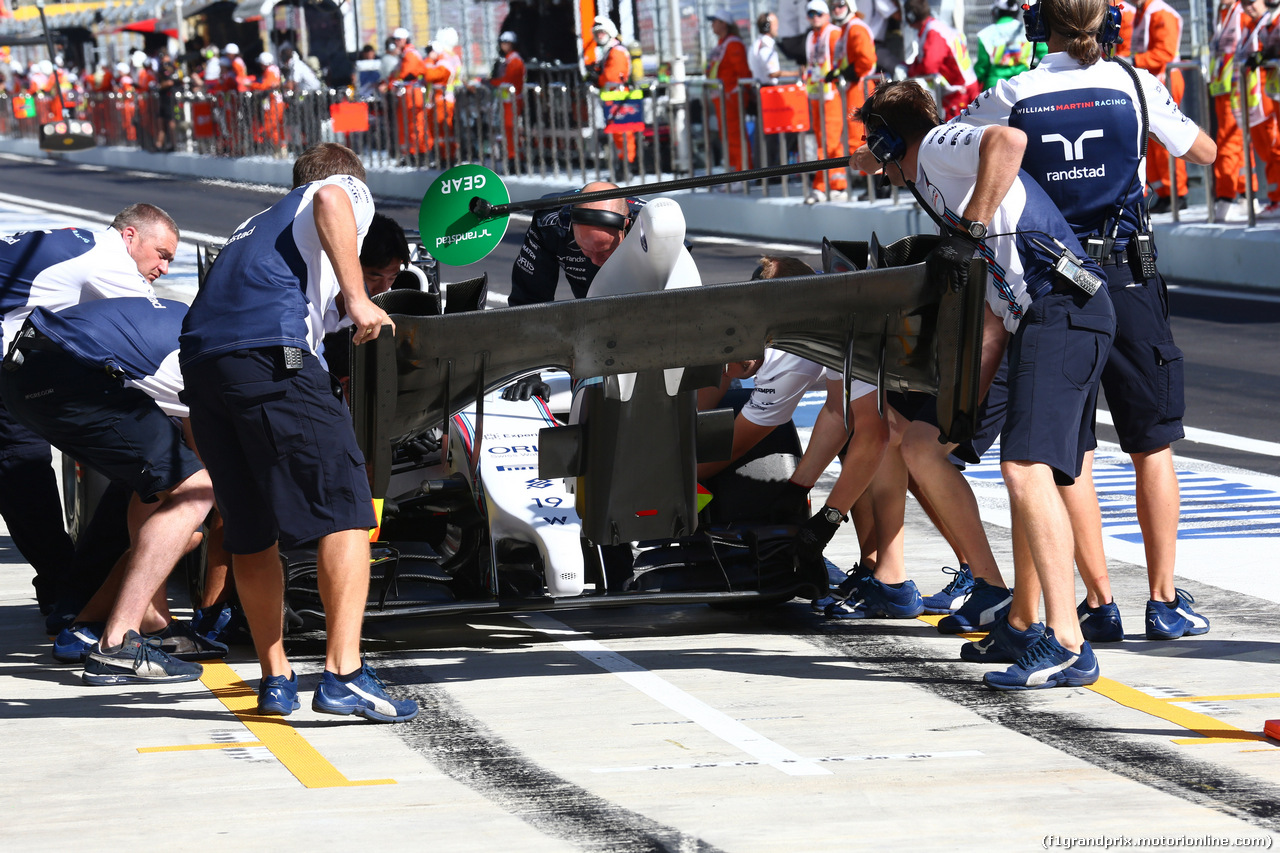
[490,48,526,161]
[708,31,751,170]
[1132,0,1187,200]
[1238,5,1280,205]
[594,38,636,162]
[1116,0,1137,54]
[837,15,877,152]
[252,63,284,148]
[804,21,847,193]
[1210,1,1248,200]
[391,44,448,157]
[429,48,463,163]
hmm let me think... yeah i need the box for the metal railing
[0,75,942,209]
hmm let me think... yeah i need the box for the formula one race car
[71,197,985,631]
[273,197,985,626]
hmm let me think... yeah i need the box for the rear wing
[350,243,986,498]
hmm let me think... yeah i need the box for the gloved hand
[501,373,551,402]
[840,65,861,84]
[930,234,980,293]
[1246,51,1264,70]
[824,66,841,83]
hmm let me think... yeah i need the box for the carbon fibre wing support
[350,255,986,499]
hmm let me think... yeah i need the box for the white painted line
[0,192,226,245]
[1096,409,1280,457]
[514,612,832,776]
[592,749,983,773]
[75,164,109,172]
[691,234,818,254]
[1166,283,1280,304]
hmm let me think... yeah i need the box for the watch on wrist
[960,218,987,240]
[820,505,844,525]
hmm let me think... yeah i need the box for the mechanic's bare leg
[1007,512,1042,632]
[316,527,371,676]
[909,476,966,567]
[233,544,291,679]
[1060,449,1112,607]
[824,393,889,514]
[101,471,215,648]
[1002,460,1082,651]
[868,445,908,585]
[1132,445,1179,602]
[199,512,234,608]
[789,382,854,488]
[850,492,877,570]
[900,420,1005,587]
[73,549,168,631]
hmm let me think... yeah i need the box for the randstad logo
[437,228,492,248]
[1041,129,1104,161]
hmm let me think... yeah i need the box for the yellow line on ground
[915,614,985,640]
[139,742,262,753]
[1087,678,1267,745]
[139,661,398,789]
[1160,693,1280,703]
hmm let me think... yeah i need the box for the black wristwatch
[820,505,844,525]
[958,217,987,240]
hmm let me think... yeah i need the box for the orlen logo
[1041,129,1104,161]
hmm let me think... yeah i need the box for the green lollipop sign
[418,164,510,266]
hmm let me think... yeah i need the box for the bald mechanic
[508,181,644,306]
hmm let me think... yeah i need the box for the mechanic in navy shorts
[959,0,1217,641]
[1,296,215,686]
[851,81,1115,688]
[180,143,417,722]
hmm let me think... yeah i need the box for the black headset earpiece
[1023,2,1047,42]
[866,125,907,164]
[1099,4,1122,45]
[571,207,628,230]
[757,13,771,35]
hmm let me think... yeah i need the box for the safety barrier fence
[0,76,928,207]
[0,70,1242,221]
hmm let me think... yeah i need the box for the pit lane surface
[1,162,1278,851]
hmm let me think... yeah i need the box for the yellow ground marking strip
[1159,693,1280,703]
[916,615,1273,746]
[1086,678,1268,745]
[915,614,985,640]
[139,742,261,753]
[138,661,397,789]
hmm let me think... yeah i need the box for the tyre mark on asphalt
[394,675,726,853]
[782,613,1280,832]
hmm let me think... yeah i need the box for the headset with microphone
[570,206,629,231]
[1022,1,1122,45]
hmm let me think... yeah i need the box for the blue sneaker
[1077,599,1124,643]
[921,564,974,615]
[826,578,924,619]
[813,562,872,613]
[960,617,1045,663]
[1145,589,1210,640]
[983,628,1100,690]
[52,622,104,663]
[191,603,254,646]
[83,630,203,686]
[937,579,1012,634]
[258,671,300,716]
[312,661,419,722]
